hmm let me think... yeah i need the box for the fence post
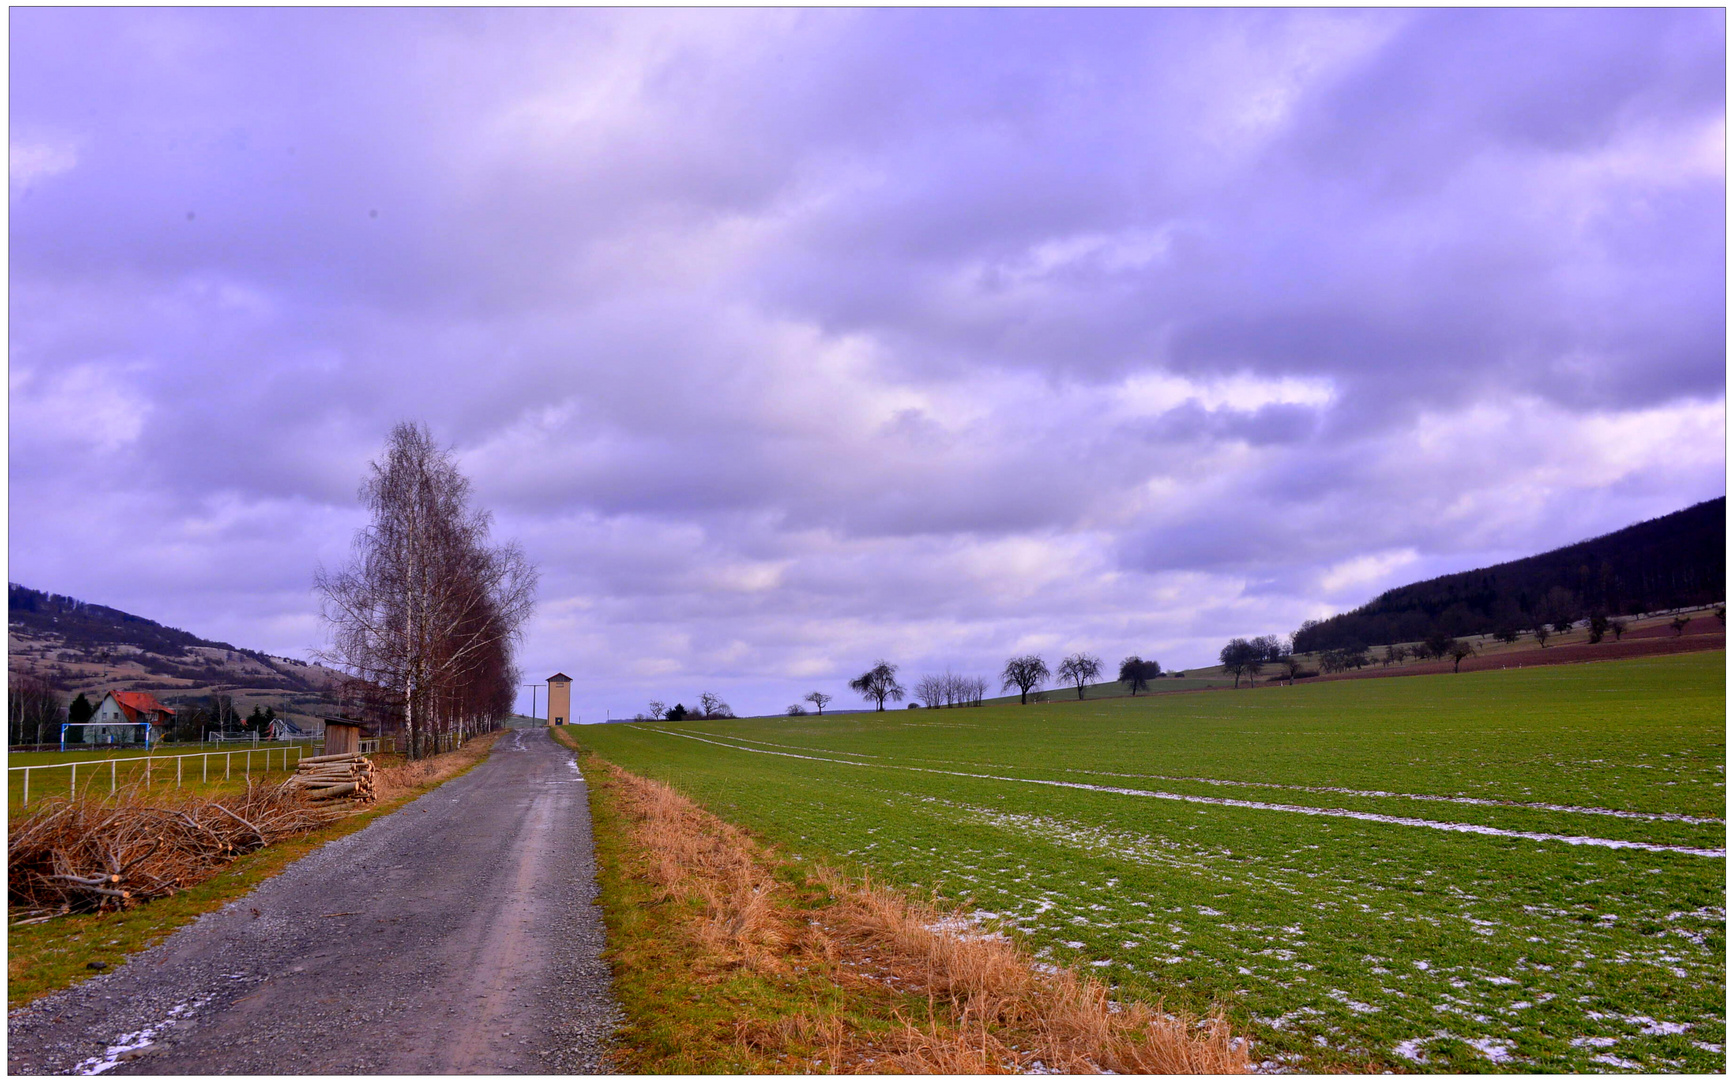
[178,756,183,789]
[22,768,28,807]
[111,759,117,794]
[70,763,76,800]
[226,753,232,781]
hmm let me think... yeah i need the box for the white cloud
[9,138,78,192]
[1319,550,1420,596]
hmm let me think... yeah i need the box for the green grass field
[7,744,311,810]
[571,651,1725,1073]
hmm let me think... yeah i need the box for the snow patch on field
[647,729,1726,857]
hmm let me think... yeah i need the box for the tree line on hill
[633,651,1176,720]
[1290,498,1724,654]
[8,584,332,694]
[1219,605,1723,690]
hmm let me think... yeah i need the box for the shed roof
[546,673,572,683]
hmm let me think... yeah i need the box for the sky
[8,8,1725,721]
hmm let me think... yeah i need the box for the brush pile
[9,784,346,917]
[283,752,377,803]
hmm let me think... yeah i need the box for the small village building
[84,691,176,745]
[267,715,309,741]
[547,673,572,726]
[321,716,366,757]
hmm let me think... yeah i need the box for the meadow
[7,744,311,811]
[572,651,1725,1073]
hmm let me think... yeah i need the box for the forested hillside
[1293,498,1725,652]
[8,584,341,726]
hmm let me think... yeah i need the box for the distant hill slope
[1293,498,1726,653]
[8,584,342,720]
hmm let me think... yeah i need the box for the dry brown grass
[372,730,501,800]
[606,762,1249,1074]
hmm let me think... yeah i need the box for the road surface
[8,728,619,1075]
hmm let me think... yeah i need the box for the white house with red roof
[85,690,176,745]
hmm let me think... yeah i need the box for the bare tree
[1608,618,1627,641]
[849,661,905,711]
[1119,655,1159,696]
[8,675,62,747]
[1445,638,1476,672]
[964,675,988,707]
[315,422,538,758]
[1670,615,1692,637]
[647,700,667,720]
[1532,623,1550,648]
[698,691,735,718]
[1277,654,1305,684]
[914,674,947,710]
[785,704,807,716]
[1219,638,1260,688]
[1001,655,1049,705]
[1055,653,1102,700]
[803,691,832,716]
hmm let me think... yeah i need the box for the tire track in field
[702,733,1722,825]
[641,729,1726,858]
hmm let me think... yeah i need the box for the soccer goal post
[60,721,154,752]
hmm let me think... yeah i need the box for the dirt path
[7,728,619,1075]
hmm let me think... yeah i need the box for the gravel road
[8,728,620,1075]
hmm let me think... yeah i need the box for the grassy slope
[7,735,499,1008]
[9,746,305,812]
[573,652,1725,1073]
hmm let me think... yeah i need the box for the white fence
[10,745,311,807]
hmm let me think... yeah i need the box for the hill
[8,583,343,731]
[1293,498,1725,653]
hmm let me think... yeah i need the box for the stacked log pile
[284,752,377,803]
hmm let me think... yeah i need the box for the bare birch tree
[315,422,537,758]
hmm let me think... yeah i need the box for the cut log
[299,752,365,765]
[304,783,358,800]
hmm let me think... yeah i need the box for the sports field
[7,744,310,811]
[573,651,1725,1073]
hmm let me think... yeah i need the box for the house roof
[547,673,572,683]
[109,690,176,722]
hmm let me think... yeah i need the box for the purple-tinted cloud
[9,9,1724,718]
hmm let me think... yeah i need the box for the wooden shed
[323,717,365,757]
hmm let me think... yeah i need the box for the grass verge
[552,726,1245,1074]
[7,730,501,1008]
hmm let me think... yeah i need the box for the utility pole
[521,683,541,722]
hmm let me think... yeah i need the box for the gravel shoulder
[7,728,620,1075]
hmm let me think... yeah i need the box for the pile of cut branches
[9,783,346,919]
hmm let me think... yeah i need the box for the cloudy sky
[9,8,1725,719]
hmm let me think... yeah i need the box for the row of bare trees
[315,423,537,759]
[912,671,991,709]
[8,674,64,746]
